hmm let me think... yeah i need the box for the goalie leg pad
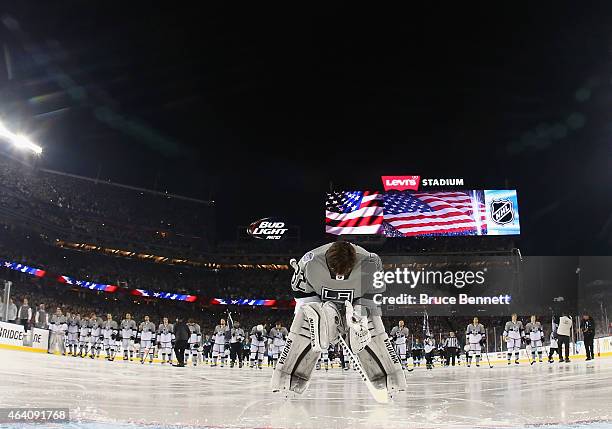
[354,315,406,393]
[270,302,341,395]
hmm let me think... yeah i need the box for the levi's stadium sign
[382,175,464,191]
[247,217,289,240]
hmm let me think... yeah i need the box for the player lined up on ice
[503,313,545,365]
[465,317,486,367]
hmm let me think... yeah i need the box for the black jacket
[174,321,190,342]
[583,318,595,337]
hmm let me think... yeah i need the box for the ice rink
[1,348,611,429]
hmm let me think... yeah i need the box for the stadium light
[0,119,43,155]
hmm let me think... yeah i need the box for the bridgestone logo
[278,338,292,365]
[0,327,24,341]
[384,337,400,364]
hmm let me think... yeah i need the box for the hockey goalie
[270,241,406,403]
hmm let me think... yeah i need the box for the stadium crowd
[0,155,212,256]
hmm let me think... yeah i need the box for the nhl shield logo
[490,199,514,225]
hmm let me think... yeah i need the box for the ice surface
[0,348,611,429]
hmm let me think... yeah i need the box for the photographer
[557,313,573,363]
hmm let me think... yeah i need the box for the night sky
[1,3,611,253]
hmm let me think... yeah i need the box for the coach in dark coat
[173,317,190,367]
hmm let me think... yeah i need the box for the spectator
[557,313,573,363]
[6,298,17,324]
[17,298,33,331]
[34,303,49,329]
[582,314,595,361]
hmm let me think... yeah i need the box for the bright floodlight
[13,134,43,155]
[0,119,42,155]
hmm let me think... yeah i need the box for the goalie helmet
[257,324,264,332]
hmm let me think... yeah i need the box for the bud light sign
[247,217,289,240]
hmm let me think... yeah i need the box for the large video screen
[325,189,520,237]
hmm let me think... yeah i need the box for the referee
[444,331,459,366]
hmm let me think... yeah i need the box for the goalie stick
[337,334,389,404]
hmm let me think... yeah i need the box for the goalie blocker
[270,300,406,396]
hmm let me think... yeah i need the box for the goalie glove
[345,300,371,354]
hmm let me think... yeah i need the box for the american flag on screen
[383,191,487,237]
[325,191,384,235]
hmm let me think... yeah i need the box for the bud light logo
[247,217,289,240]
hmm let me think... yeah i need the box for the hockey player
[271,241,406,401]
[211,318,229,367]
[424,335,436,370]
[269,321,288,369]
[524,315,544,364]
[229,320,245,368]
[89,313,102,359]
[102,313,119,361]
[158,317,174,364]
[77,314,91,358]
[120,313,137,361]
[548,323,561,363]
[138,315,156,364]
[390,320,410,370]
[503,313,524,365]
[465,317,486,367]
[412,338,424,367]
[66,312,80,356]
[249,324,267,369]
[48,307,67,355]
[186,319,202,366]
[202,334,213,365]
